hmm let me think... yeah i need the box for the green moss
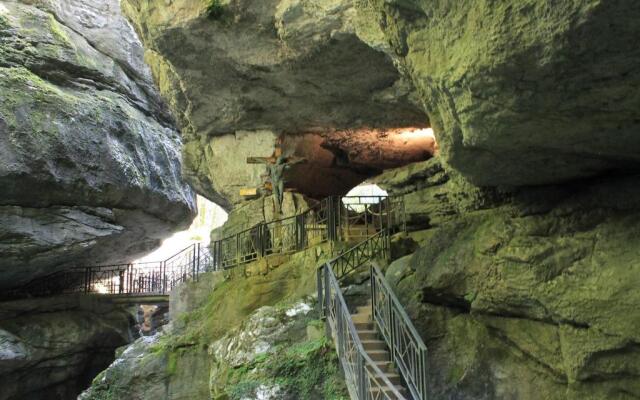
[167,351,178,376]
[47,14,73,48]
[0,15,9,30]
[224,337,348,399]
[171,245,330,346]
[206,0,225,19]
[463,291,476,304]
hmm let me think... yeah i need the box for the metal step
[373,360,394,373]
[356,305,372,314]
[354,321,374,330]
[362,340,387,351]
[351,313,371,324]
[369,385,408,400]
[367,349,391,362]
[356,329,378,340]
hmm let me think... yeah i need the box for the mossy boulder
[0,0,195,290]
[359,0,640,187]
[81,242,342,399]
[386,171,640,398]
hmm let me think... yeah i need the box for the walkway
[9,194,428,400]
[8,195,404,299]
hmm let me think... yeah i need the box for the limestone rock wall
[380,161,640,399]
[0,0,196,290]
[360,0,640,186]
[0,295,135,400]
[108,1,640,398]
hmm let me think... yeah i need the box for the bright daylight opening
[135,195,228,263]
[342,183,388,212]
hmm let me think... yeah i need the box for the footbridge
[8,195,404,299]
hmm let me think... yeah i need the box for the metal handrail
[319,261,407,400]
[7,195,405,300]
[371,262,428,400]
[331,230,388,280]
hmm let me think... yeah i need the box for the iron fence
[8,195,405,299]
[331,230,389,280]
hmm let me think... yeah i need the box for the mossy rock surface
[0,0,195,291]
[359,0,640,187]
[384,170,640,399]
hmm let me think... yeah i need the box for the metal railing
[338,196,402,242]
[207,195,403,272]
[332,230,389,280]
[318,259,407,400]
[317,226,428,399]
[5,243,211,298]
[371,262,428,400]
[7,195,405,300]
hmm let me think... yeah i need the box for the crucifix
[247,149,306,214]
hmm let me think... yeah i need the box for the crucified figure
[247,153,306,214]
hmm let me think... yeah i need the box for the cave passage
[281,127,438,199]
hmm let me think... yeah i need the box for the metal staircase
[353,299,408,399]
[317,226,428,400]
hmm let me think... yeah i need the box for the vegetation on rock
[206,0,225,20]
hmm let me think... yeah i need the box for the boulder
[360,0,640,186]
[388,171,640,399]
[122,0,427,207]
[0,0,196,290]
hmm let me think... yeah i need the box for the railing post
[323,265,331,338]
[389,286,396,364]
[216,240,222,271]
[236,233,241,267]
[316,267,323,314]
[370,264,375,323]
[422,348,429,399]
[84,267,90,293]
[357,353,366,399]
[196,243,201,281]
[161,261,166,294]
[257,224,263,259]
[336,305,344,358]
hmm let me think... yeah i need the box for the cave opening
[342,183,389,212]
[133,196,228,264]
[281,126,437,199]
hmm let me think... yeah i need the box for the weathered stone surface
[81,247,345,400]
[184,129,278,209]
[78,332,211,400]
[210,192,312,242]
[386,169,640,399]
[0,0,196,290]
[122,0,427,207]
[360,0,640,186]
[375,157,507,229]
[0,295,135,400]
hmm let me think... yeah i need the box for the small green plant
[463,291,477,304]
[206,0,224,19]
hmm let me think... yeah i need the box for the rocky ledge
[0,0,196,291]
